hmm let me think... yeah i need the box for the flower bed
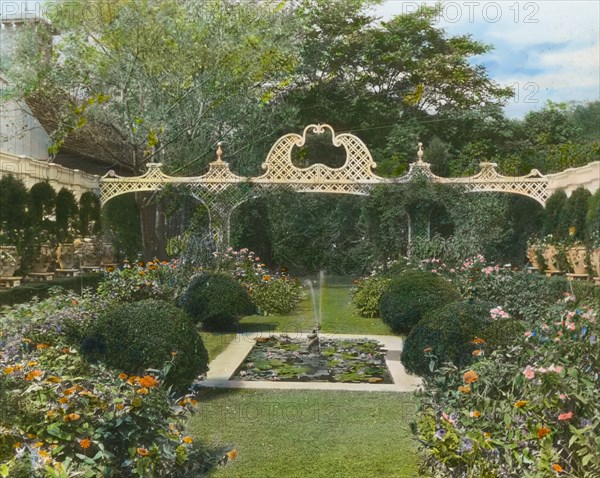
[232,336,393,383]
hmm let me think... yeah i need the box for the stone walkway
[197,333,422,393]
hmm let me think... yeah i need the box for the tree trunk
[135,191,167,260]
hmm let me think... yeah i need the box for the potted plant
[0,245,20,277]
[540,235,561,273]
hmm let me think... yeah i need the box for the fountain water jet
[304,271,325,352]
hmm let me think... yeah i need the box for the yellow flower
[514,400,528,408]
[458,385,471,394]
[136,387,149,395]
[463,370,479,384]
[183,436,193,444]
[36,344,50,350]
[46,376,62,383]
[470,410,481,418]
[118,373,129,380]
[116,403,125,411]
[58,397,69,404]
[472,337,486,344]
[3,366,15,375]
[63,387,77,396]
[27,361,39,367]
[64,413,80,422]
[137,447,149,456]
[79,438,92,449]
[12,442,21,449]
[537,427,551,439]
[46,410,57,418]
[33,442,44,448]
[226,449,238,460]
[568,226,576,236]
[25,370,43,381]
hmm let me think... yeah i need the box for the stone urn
[591,248,600,277]
[542,245,560,272]
[0,245,20,277]
[78,238,101,267]
[567,246,588,275]
[56,243,76,269]
[31,244,54,273]
[527,245,541,271]
[100,242,116,265]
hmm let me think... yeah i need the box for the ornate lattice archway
[99,124,551,248]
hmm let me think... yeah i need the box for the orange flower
[552,463,564,473]
[458,385,471,394]
[36,344,50,350]
[33,442,44,448]
[226,449,238,460]
[470,410,481,418]
[46,410,57,418]
[558,412,573,421]
[514,400,528,408]
[182,436,193,444]
[116,403,125,411]
[137,447,149,456]
[472,349,483,356]
[138,375,159,388]
[62,348,71,354]
[64,413,80,422]
[136,387,149,395]
[79,438,91,449]
[127,376,140,385]
[58,397,69,404]
[463,370,479,384]
[25,370,43,381]
[27,361,39,367]
[63,387,78,396]
[472,337,486,344]
[537,427,551,439]
[118,373,128,380]
[262,274,271,281]
[171,351,178,357]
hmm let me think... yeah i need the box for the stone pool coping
[197,333,422,393]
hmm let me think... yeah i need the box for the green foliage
[586,188,600,244]
[78,191,101,237]
[401,301,491,376]
[379,270,460,333]
[565,187,591,242]
[55,188,78,243]
[468,270,569,322]
[102,193,142,260]
[0,174,28,246]
[81,299,208,391]
[180,273,255,330]
[28,181,56,227]
[351,275,391,318]
[481,318,527,350]
[0,344,210,477]
[249,277,303,315]
[414,300,600,477]
[96,260,185,303]
[543,189,568,239]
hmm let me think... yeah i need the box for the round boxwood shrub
[80,299,208,391]
[401,301,491,377]
[180,272,255,330]
[379,270,460,333]
[482,318,528,350]
[352,276,391,318]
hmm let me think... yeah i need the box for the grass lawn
[189,389,420,478]
[200,276,393,361]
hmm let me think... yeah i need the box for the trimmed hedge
[401,301,491,377]
[352,276,391,318]
[0,274,102,307]
[379,270,460,333]
[482,318,528,350]
[179,272,255,330]
[80,299,208,391]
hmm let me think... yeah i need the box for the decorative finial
[417,142,424,162]
[216,142,223,163]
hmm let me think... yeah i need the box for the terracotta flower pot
[542,245,559,272]
[527,246,541,271]
[567,246,587,275]
[0,245,20,277]
[31,244,54,273]
[591,248,600,277]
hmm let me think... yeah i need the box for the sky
[375,0,600,117]
[1,0,599,119]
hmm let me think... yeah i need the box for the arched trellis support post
[99,124,555,254]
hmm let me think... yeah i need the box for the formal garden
[1,1,600,477]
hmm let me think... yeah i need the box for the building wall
[0,150,100,197]
[547,161,600,197]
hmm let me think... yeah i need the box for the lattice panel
[256,124,383,192]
